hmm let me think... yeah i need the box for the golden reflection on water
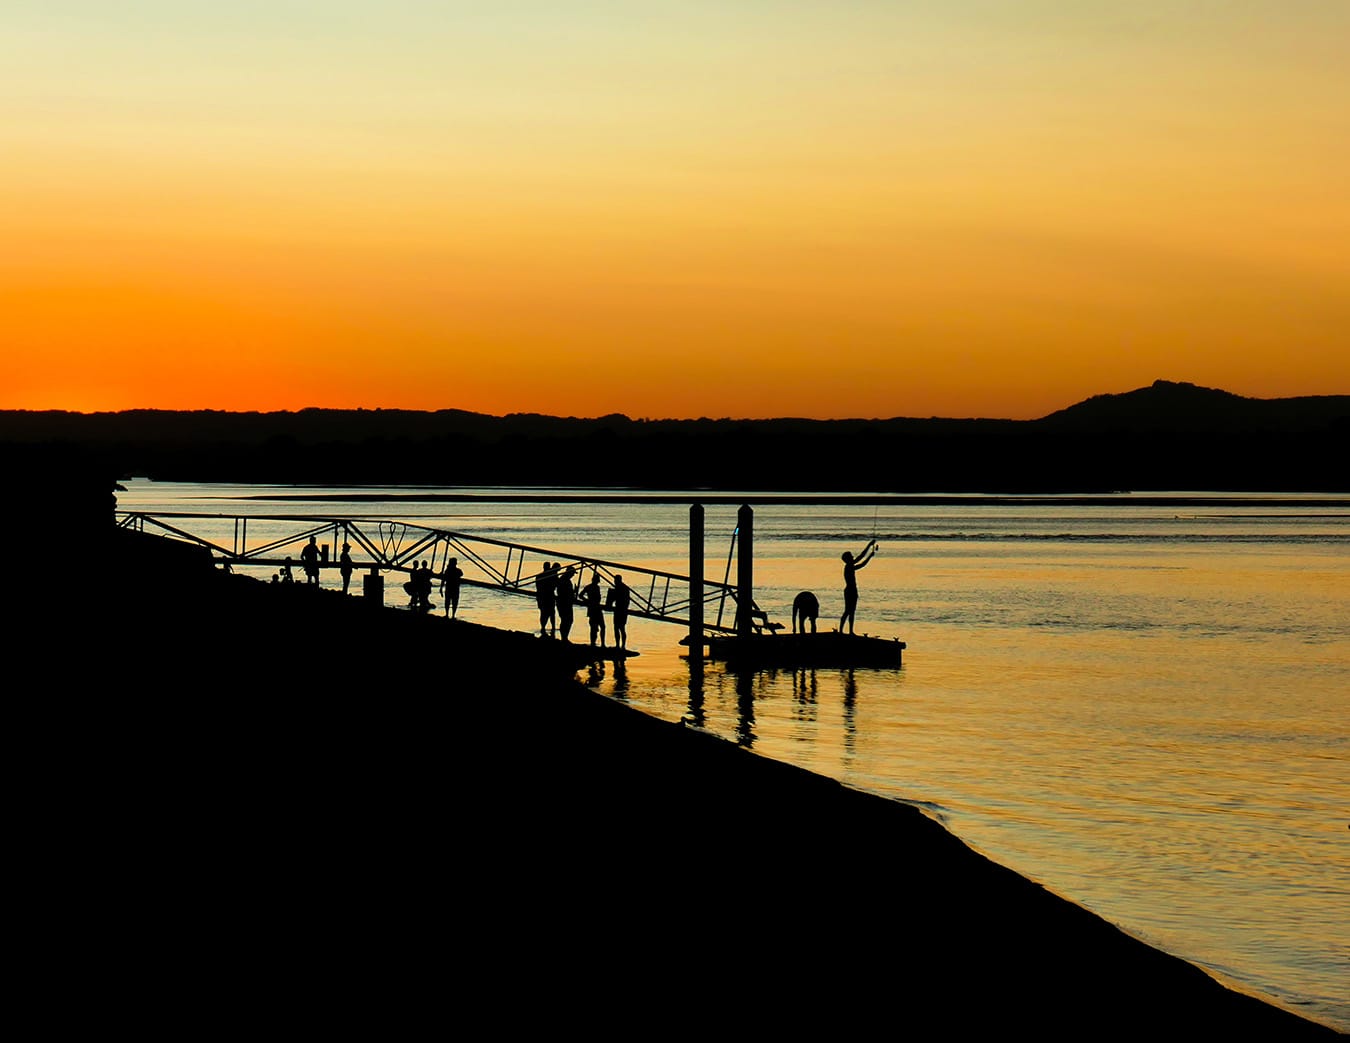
[114,483,1349,1028]
[606,547,1347,1029]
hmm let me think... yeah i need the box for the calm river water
[116,481,1349,1031]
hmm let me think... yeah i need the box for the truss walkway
[117,512,755,634]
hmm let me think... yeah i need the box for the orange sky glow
[4,3,1347,419]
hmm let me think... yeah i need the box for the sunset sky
[4,2,1347,419]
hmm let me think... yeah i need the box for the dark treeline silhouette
[3,380,1347,491]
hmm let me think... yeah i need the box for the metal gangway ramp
[116,511,752,634]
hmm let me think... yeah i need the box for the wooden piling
[689,503,704,656]
[737,503,753,638]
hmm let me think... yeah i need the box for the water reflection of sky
[112,479,1350,1030]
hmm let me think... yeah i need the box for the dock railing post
[737,503,753,638]
[689,503,704,656]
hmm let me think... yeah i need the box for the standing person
[418,561,434,611]
[405,561,432,611]
[536,562,557,637]
[839,539,878,635]
[584,571,606,647]
[440,557,463,619]
[300,537,321,585]
[339,542,354,595]
[606,574,632,650]
[554,566,576,642]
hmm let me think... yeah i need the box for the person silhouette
[839,539,878,635]
[792,591,820,633]
[440,557,463,619]
[536,562,557,637]
[418,561,434,611]
[555,566,576,642]
[339,543,354,595]
[300,536,321,585]
[405,562,432,611]
[584,571,606,647]
[607,574,632,650]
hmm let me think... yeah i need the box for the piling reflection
[841,668,859,757]
[735,669,756,748]
[679,657,903,766]
[684,655,706,729]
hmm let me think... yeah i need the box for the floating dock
[119,502,908,672]
[686,631,905,669]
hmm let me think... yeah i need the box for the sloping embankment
[19,528,1339,1035]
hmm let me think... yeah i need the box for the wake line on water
[780,532,1350,544]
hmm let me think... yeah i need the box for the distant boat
[684,631,905,669]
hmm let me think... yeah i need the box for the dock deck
[688,631,905,669]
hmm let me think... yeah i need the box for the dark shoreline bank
[18,527,1338,1035]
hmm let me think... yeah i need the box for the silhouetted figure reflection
[792,667,819,706]
[792,591,819,634]
[300,536,321,585]
[839,539,878,635]
[611,656,630,700]
[440,557,463,618]
[339,542,354,595]
[607,574,632,650]
[584,571,606,647]
[555,566,576,641]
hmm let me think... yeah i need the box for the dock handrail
[116,511,751,633]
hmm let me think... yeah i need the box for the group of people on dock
[277,538,467,619]
[272,534,879,644]
[536,562,631,649]
[274,538,358,593]
[274,536,332,587]
[401,557,464,618]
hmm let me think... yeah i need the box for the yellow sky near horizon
[4,2,1347,419]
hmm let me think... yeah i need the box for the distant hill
[1038,380,1350,434]
[3,381,1347,492]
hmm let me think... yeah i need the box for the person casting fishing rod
[840,538,879,635]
